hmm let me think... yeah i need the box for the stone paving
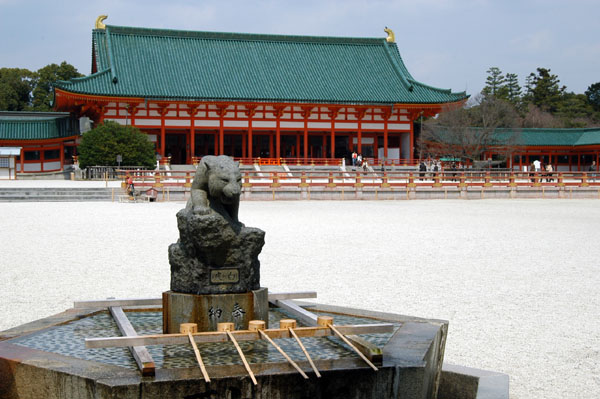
[1,199,599,399]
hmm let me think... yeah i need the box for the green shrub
[78,121,155,169]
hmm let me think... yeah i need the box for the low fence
[233,157,417,167]
[84,166,150,180]
[108,169,600,201]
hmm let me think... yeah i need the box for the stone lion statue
[186,155,242,224]
[172,155,263,295]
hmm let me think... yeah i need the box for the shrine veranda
[0,199,599,398]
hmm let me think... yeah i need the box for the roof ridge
[409,79,466,97]
[382,41,413,93]
[0,111,70,116]
[99,24,385,45]
[105,27,118,83]
[384,43,466,98]
[54,68,111,88]
[520,127,600,133]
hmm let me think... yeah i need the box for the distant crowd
[350,151,370,171]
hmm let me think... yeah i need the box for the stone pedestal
[162,287,269,333]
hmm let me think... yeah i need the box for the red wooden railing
[118,169,600,191]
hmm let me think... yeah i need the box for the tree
[31,62,83,111]
[482,67,507,98]
[522,104,562,128]
[504,73,522,106]
[470,94,521,129]
[526,68,565,113]
[585,82,600,111]
[0,62,82,112]
[78,121,156,169]
[0,68,36,111]
[555,93,595,128]
[419,95,522,163]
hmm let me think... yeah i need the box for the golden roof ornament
[384,27,395,43]
[95,15,108,30]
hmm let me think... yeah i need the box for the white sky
[1,0,599,97]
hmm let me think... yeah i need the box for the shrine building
[52,18,469,165]
[0,111,79,173]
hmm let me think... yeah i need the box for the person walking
[419,161,426,180]
[545,163,554,182]
[529,162,536,183]
[127,174,135,197]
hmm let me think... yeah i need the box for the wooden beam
[268,291,317,301]
[108,306,155,376]
[74,291,316,309]
[271,299,318,326]
[288,327,321,377]
[186,331,211,382]
[85,324,393,349]
[258,329,309,379]
[226,330,257,385]
[346,334,383,364]
[270,299,389,363]
[329,324,378,371]
[75,298,162,308]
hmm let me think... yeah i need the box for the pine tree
[482,67,506,97]
[504,73,522,105]
[585,82,600,111]
[527,68,565,113]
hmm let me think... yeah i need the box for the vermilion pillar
[330,121,335,159]
[248,121,253,158]
[409,120,414,163]
[302,107,311,162]
[219,122,224,156]
[383,119,389,160]
[275,110,281,159]
[216,105,227,155]
[189,107,197,162]
[160,109,166,157]
[303,129,308,161]
[357,111,363,155]
[190,127,195,162]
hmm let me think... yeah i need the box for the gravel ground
[0,199,598,398]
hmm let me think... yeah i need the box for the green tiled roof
[448,127,600,147]
[497,128,600,147]
[54,25,468,105]
[574,129,600,146]
[0,112,79,140]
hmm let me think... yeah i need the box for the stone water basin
[0,302,447,399]
[9,308,397,371]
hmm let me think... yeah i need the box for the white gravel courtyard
[1,199,599,398]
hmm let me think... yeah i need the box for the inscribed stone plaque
[210,268,240,284]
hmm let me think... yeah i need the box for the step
[0,187,116,202]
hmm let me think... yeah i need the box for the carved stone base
[162,287,269,333]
